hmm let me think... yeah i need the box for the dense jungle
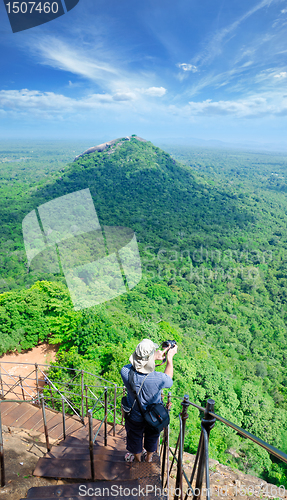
[1,136,287,485]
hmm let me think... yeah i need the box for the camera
[161,340,177,350]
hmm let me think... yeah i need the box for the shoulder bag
[130,367,170,433]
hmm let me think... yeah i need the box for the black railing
[1,362,287,494]
[0,362,126,485]
[161,395,287,500]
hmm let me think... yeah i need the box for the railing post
[161,427,167,485]
[85,385,89,416]
[121,387,126,425]
[81,370,84,421]
[162,392,172,496]
[48,382,55,410]
[161,392,168,485]
[19,376,25,401]
[104,387,108,446]
[113,385,117,437]
[0,408,5,487]
[40,394,50,452]
[192,399,215,500]
[35,363,40,404]
[175,394,189,500]
[62,397,66,441]
[88,410,95,481]
[0,365,4,399]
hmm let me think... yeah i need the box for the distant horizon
[1,135,287,155]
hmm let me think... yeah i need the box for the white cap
[129,339,159,374]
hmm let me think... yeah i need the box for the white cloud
[112,92,135,101]
[29,37,118,89]
[0,89,131,116]
[186,92,287,117]
[274,71,287,78]
[25,35,166,101]
[141,87,166,97]
[177,63,198,73]
[281,8,287,13]
[187,97,264,117]
[0,86,168,122]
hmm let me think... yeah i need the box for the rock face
[74,135,147,161]
[168,450,286,500]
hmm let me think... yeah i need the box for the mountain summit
[74,135,147,160]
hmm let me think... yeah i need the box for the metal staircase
[0,362,163,500]
[2,361,287,500]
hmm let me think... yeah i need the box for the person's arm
[164,345,178,379]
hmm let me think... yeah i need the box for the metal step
[33,456,133,480]
[1,401,105,441]
[33,453,160,481]
[46,446,126,460]
[25,477,163,499]
[0,401,19,417]
[55,435,126,450]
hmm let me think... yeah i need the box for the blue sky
[1,0,287,147]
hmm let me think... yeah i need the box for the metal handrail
[88,386,109,480]
[92,411,108,444]
[208,410,287,464]
[39,369,83,423]
[0,366,125,486]
[90,389,106,414]
[161,393,287,500]
[0,365,34,399]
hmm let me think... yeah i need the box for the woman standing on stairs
[121,339,177,463]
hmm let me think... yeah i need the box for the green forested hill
[1,137,287,484]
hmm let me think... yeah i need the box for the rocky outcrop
[74,135,147,161]
[167,450,286,500]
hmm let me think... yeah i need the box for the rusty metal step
[47,417,82,440]
[34,453,160,481]
[56,434,126,450]
[67,421,101,437]
[34,412,63,432]
[6,404,39,428]
[66,430,126,447]
[25,476,163,499]
[46,448,127,461]
[1,400,121,442]
[33,457,132,480]
[0,401,20,418]
[0,400,88,439]
[46,445,125,459]
[17,408,45,430]
[1,402,35,426]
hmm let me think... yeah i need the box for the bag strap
[129,367,149,418]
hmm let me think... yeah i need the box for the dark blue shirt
[121,364,173,422]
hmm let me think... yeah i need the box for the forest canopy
[1,138,287,484]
